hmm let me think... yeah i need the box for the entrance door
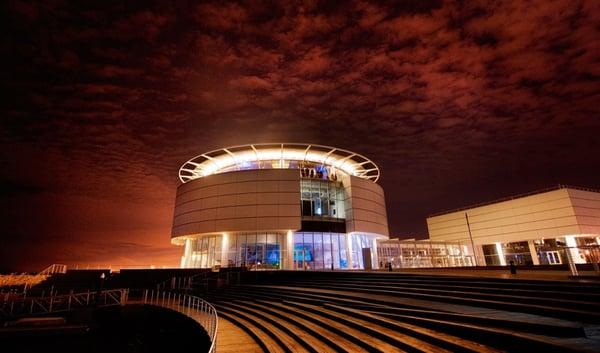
[546,251,562,264]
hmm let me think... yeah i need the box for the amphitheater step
[226,300,352,353]
[328,304,584,353]
[293,280,600,310]
[223,285,585,338]
[255,283,600,323]
[217,317,264,353]
[216,303,313,353]
[216,307,286,353]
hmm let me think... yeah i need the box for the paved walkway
[216,317,262,353]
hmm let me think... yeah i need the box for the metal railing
[142,289,218,353]
[1,288,128,317]
[39,264,68,275]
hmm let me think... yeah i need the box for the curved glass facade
[181,231,391,270]
[226,232,284,269]
[182,235,223,268]
[182,233,284,269]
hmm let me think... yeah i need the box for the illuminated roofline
[179,143,380,183]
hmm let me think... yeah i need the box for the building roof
[428,184,600,217]
[179,143,380,183]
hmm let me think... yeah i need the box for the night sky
[1,1,599,272]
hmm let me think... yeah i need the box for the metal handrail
[142,290,218,353]
[39,264,68,275]
[1,288,128,317]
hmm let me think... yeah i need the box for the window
[300,179,346,219]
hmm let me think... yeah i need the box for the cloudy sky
[1,0,599,271]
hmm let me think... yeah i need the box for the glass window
[303,233,314,270]
[482,244,501,266]
[300,179,346,219]
[502,241,533,265]
[265,233,280,269]
[323,233,333,270]
[314,233,324,270]
[214,236,222,265]
[228,234,238,267]
[245,233,257,266]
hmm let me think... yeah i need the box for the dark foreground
[0,304,210,353]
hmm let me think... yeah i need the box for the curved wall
[172,169,301,241]
[344,175,389,237]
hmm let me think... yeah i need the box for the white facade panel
[427,188,600,245]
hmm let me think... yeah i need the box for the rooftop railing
[39,264,67,275]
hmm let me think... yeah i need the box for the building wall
[427,188,600,245]
[172,169,301,241]
[344,175,389,237]
[570,188,600,234]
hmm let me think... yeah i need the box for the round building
[171,143,389,270]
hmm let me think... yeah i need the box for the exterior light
[179,143,380,183]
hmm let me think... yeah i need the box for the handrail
[142,289,218,353]
[39,264,68,275]
[1,288,128,317]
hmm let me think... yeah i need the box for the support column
[284,230,294,270]
[473,244,485,267]
[221,233,229,268]
[372,238,379,269]
[181,238,193,268]
[346,234,354,269]
[527,240,540,265]
[495,242,507,266]
[566,236,585,264]
[397,241,402,268]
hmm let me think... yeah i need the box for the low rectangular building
[426,186,600,266]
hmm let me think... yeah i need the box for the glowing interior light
[179,143,380,183]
